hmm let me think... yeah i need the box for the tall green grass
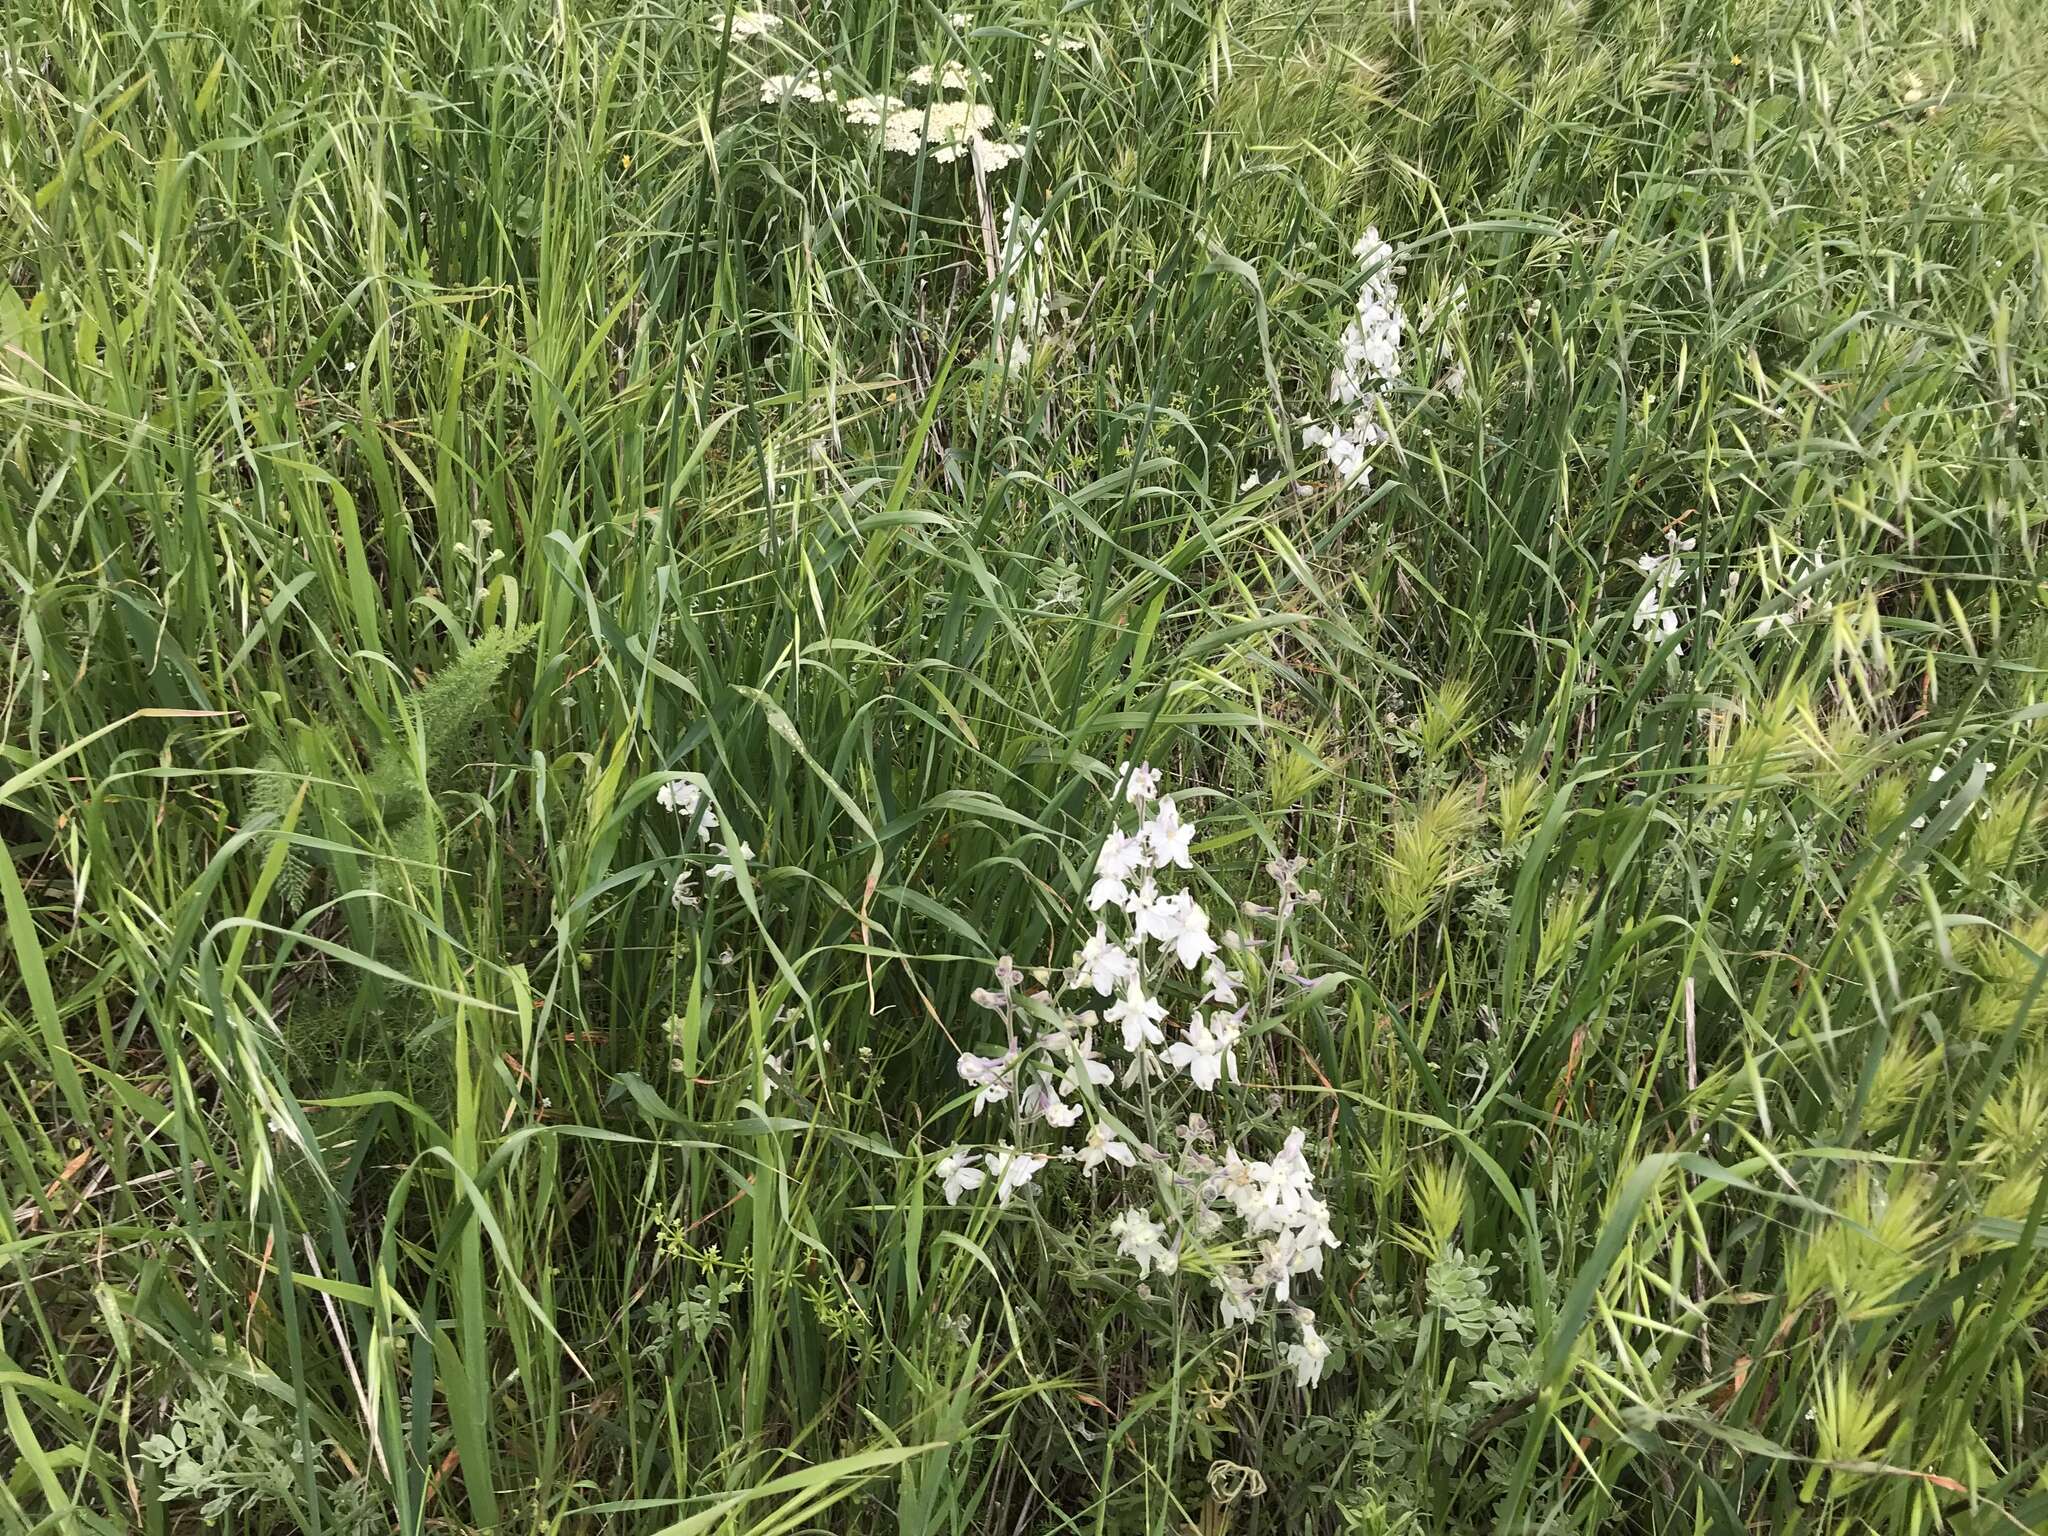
[3,0,2046,1530]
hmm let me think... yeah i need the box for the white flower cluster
[990,204,1051,373]
[755,43,1025,171]
[879,99,1024,169]
[658,777,754,906]
[657,777,717,836]
[721,9,780,39]
[907,60,974,91]
[929,767,1342,1389]
[1632,532,1696,654]
[1301,228,1405,486]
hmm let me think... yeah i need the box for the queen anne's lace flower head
[907,60,974,92]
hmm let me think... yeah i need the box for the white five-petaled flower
[1074,1122,1136,1177]
[1119,760,1161,806]
[988,1146,1046,1204]
[1162,1011,1239,1091]
[1044,1028,1114,1093]
[1136,889,1218,969]
[657,778,718,833]
[1214,1267,1259,1327]
[1301,226,1403,487]
[1075,924,1138,995]
[1108,1207,1178,1276]
[1104,979,1167,1052]
[1203,957,1243,1007]
[956,1048,1015,1114]
[1912,748,1994,829]
[1631,535,1696,655]
[1141,796,1196,869]
[935,1148,985,1204]
[1285,1314,1331,1387]
[1020,1071,1083,1128]
[708,840,755,881]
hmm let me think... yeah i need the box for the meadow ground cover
[3,0,2047,1530]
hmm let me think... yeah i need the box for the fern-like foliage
[363,621,538,827]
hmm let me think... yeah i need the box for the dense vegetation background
[3,0,2047,1530]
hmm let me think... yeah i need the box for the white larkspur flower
[1163,1012,1239,1092]
[1046,1028,1115,1092]
[1108,1207,1178,1276]
[1136,889,1218,969]
[1754,542,1826,637]
[657,777,717,832]
[1140,796,1196,869]
[1088,828,1151,909]
[1302,226,1403,486]
[1020,1071,1083,1128]
[1631,533,1696,655]
[1087,871,1129,912]
[1075,924,1138,995]
[1203,957,1243,1007]
[708,840,755,881]
[956,1048,1016,1114]
[988,1146,1047,1204]
[1119,760,1161,805]
[1912,749,1993,829]
[670,869,700,909]
[935,1148,985,1204]
[1075,1122,1136,1176]
[1214,1267,1260,1327]
[1104,979,1167,1052]
[1285,1315,1331,1387]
